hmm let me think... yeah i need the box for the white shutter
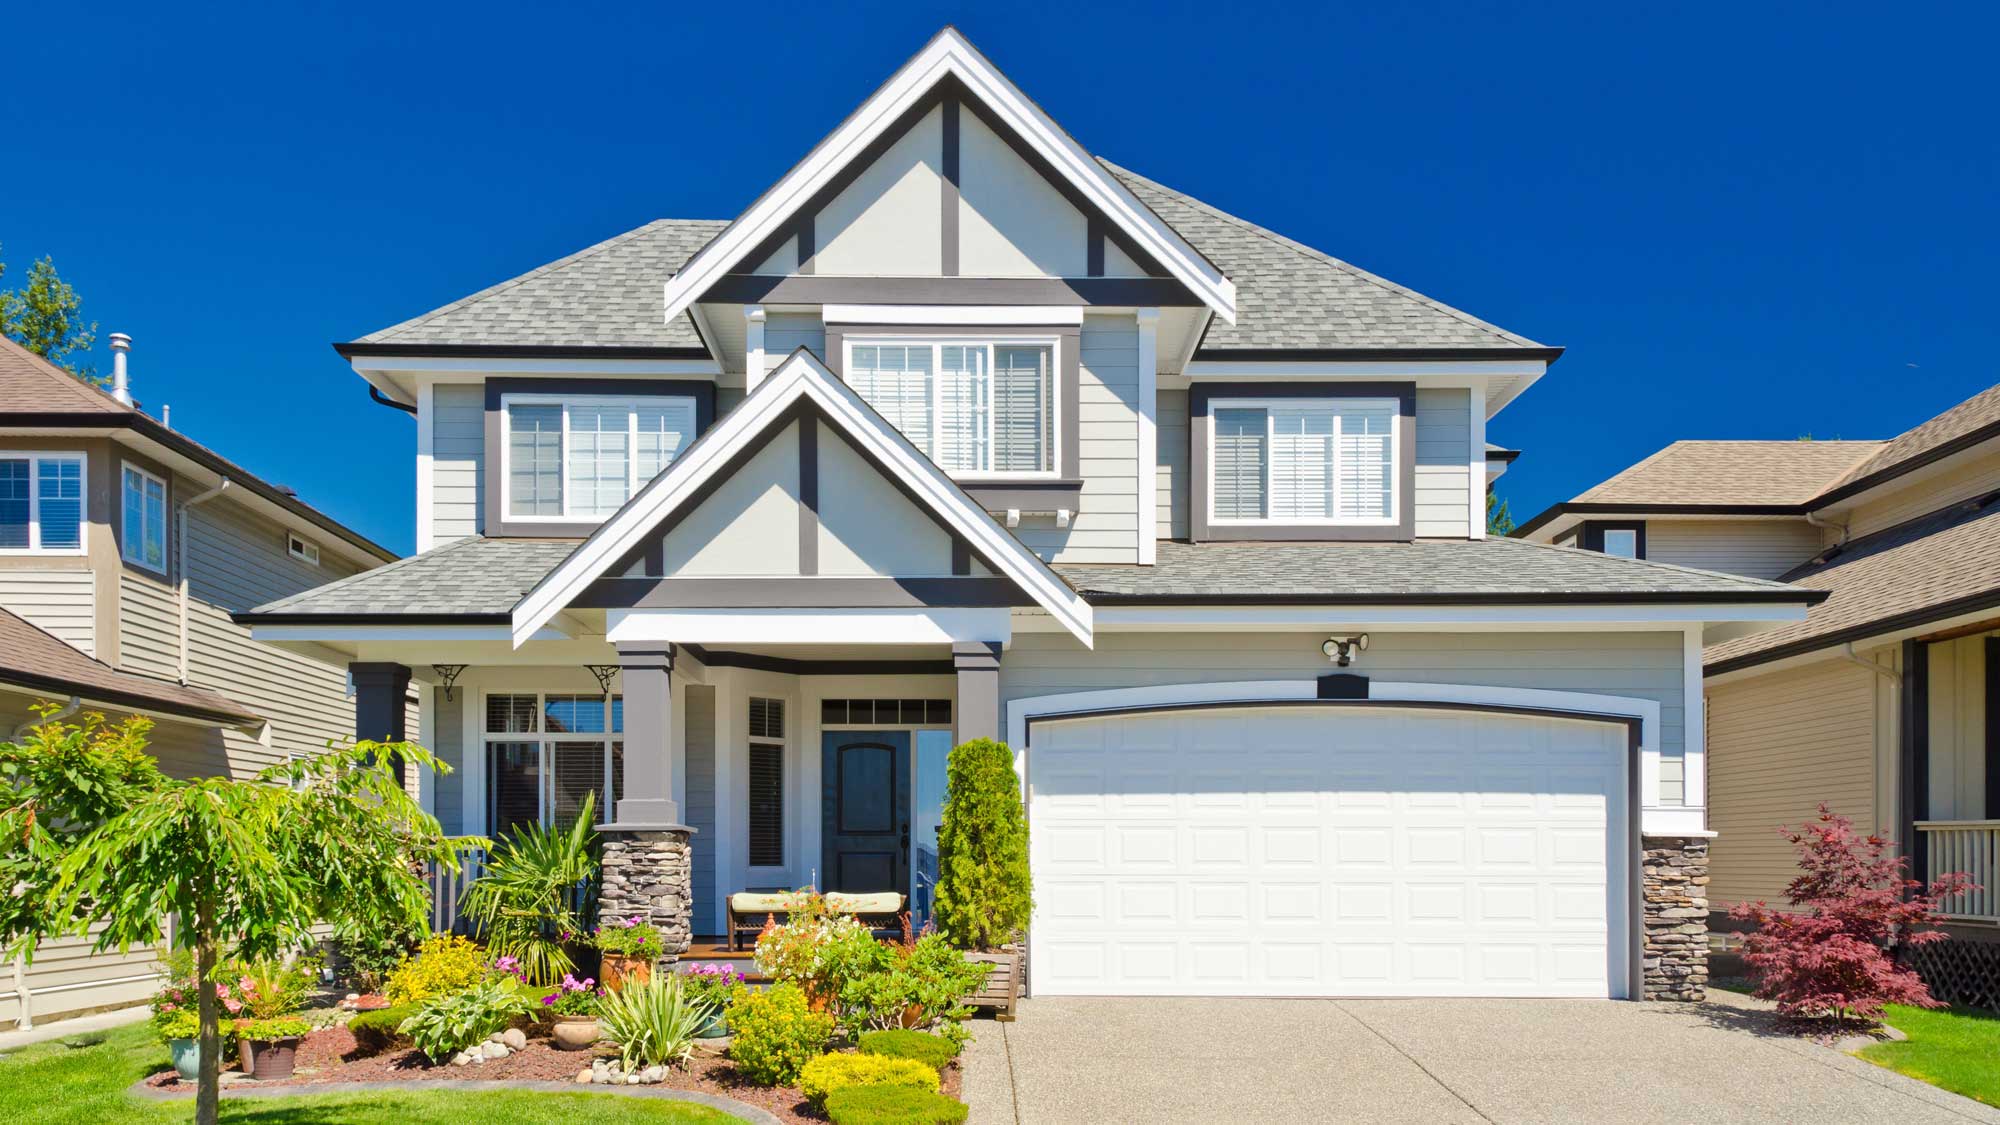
[1335,404,1394,520]
[993,344,1051,473]
[1212,408,1267,520]
[1269,407,1336,520]
[936,345,988,472]
[850,345,933,458]
[567,404,632,517]
[635,399,696,483]
[507,405,564,516]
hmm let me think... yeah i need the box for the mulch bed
[142,1023,963,1125]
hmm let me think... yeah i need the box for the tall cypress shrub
[932,738,1031,951]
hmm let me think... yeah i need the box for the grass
[0,1021,741,1124]
[1857,1003,2000,1107]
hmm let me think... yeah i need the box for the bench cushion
[730,891,805,914]
[826,891,905,914]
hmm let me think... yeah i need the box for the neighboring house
[1517,384,2000,1002]
[240,28,1815,1003]
[0,334,399,1025]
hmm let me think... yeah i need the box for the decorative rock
[501,1028,528,1050]
[641,1065,666,1084]
[626,1073,642,1085]
[484,1042,511,1060]
[576,1068,594,1084]
[1641,835,1711,1002]
[449,1051,472,1067]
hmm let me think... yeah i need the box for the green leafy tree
[50,739,467,1125]
[1487,489,1516,536]
[0,247,99,382]
[932,738,1031,951]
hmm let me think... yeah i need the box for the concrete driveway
[962,993,2000,1124]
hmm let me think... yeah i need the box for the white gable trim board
[657,29,1235,325]
[512,349,1094,646]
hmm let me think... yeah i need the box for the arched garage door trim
[1005,679,1659,1000]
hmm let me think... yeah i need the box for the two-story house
[241,29,1815,1003]
[1517,383,2000,1005]
[0,334,399,1026]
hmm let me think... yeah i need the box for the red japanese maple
[1730,804,1974,1022]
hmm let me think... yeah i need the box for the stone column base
[597,827,695,966]
[1641,835,1710,1001]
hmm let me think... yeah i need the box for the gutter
[178,479,231,684]
[1705,585,2000,677]
[1513,502,1808,540]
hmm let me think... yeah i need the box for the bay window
[0,453,85,553]
[1209,398,1397,524]
[484,691,624,836]
[504,396,696,519]
[846,339,1055,476]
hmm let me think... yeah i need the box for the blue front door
[821,730,910,894]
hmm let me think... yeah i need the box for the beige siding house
[0,335,397,1026]
[1519,382,2000,1005]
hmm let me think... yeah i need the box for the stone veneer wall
[1641,836,1710,1001]
[598,830,694,964]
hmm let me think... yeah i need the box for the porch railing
[1916,820,2000,921]
[427,845,489,934]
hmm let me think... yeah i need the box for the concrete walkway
[0,1006,147,1053]
[963,994,2000,1124]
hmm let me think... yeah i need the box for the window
[1210,398,1396,524]
[847,339,1055,475]
[121,465,168,572]
[747,698,785,868]
[503,396,697,519]
[286,532,320,566]
[0,453,85,553]
[820,698,952,726]
[1601,528,1638,559]
[483,691,623,836]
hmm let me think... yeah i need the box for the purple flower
[542,995,556,1006]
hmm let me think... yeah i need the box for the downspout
[1806,508,1849,548]
[10,694,79,1029]
[178,480,231,685]
[11,696,80,742]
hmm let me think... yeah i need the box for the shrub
[331,921,422,992]
[594,915,664,960]
[754,891,884,1007]
[858,1028,958,1070]
[597,973,716,1070]
[461,790,598,984]
[798,1052,938,1106]
[347,1004,416,1055]
[932,738,1031,950]
[397,978,536,1063]
[385,934,489,1006]
[154,1008,200,1041]
[233,1016,312,1041]
[838,933,989,1035]
[1731,804,1974,1022]
[726,982,833,1086]
[825,1084,969,1125]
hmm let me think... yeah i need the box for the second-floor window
[121,464,168,572]
[0,453,85,553]
[846,339,1056,476]
[503,395,697,519]
[1210,398,1397,524]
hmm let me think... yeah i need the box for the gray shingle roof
[247,536,579,618]
[347,173,1547,356]
[1054,539,1814,602]
[355,220,727,350]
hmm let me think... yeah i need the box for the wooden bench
[726,890,908,951]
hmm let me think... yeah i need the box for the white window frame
[498,393,699,522]
[1206,396,1400,527]
[842,336,1062,480]
[481,690,624,830]
[119,463,169,574]
[0,451,88,556]
[1601,528,1639,559]
[286,532,321,567]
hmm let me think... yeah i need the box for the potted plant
[542,972,603,1050]
[154,1008,203,1080]
[679,962,744,1037]
[228,957,317,1074]
[932,738,1031,1019]
[594,915,664,990]
[234,1015,311,1079]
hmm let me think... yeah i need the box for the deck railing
[427,845,489,934]
[1916,820,2000,920]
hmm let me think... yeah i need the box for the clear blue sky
[3,2,1993,554]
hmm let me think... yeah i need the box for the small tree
[0,251,99,382]
[1730,804,1972,1024]
[932,738,1031,951]
[52,741,466,1125]
[1486,489,1516,536]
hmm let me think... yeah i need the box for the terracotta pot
[241,1036,302,1080]
[551,1016,601,1050]
[602,953,653,992]
[897,1003,928,1029]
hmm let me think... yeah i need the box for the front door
[821,731,910,894]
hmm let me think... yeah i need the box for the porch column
[349,662,411,742]
[954,641,1002,745]
[599,643,693,963]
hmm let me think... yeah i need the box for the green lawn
[0,1022,740,1124]
[1857,1003,2000,1107]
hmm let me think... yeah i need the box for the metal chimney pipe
[108,333,133,405]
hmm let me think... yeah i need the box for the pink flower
[223,998,242,1014]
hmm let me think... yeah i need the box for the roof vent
[108,333,133,405]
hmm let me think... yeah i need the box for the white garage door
[1028,704,1629,998]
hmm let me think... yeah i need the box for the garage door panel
[1029,705,1627,998]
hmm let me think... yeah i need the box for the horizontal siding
[1156,388,1189,540]
[1706,658,1881,909]
[117,571,180,681]
[1014,316,1139,563]
[1847,448,2000,539]
[431,383,485,542]
[1001,629,1687,797]
[0,567,95,656]
[761,314,825,375]
[1644,520,1823,580]
[1414,387,1471,538]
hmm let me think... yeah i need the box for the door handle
[899,824,909,848]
